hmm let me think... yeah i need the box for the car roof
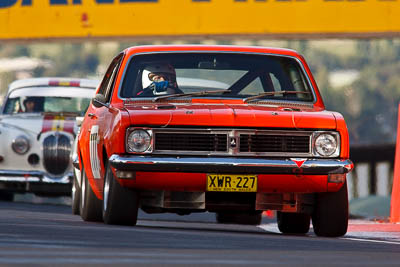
[8,77,99,93]
[123,45,301,57]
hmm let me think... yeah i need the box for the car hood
[124,103,337,129]
[0,113,77,135]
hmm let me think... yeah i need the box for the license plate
[207,174,257,192]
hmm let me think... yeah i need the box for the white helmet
[145,63,176,82]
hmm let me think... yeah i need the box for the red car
[75,45,353,237]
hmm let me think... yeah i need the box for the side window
[3,97,20,114]
[104,62,121,103]
[97,53,123,103]
[288,65,307,92]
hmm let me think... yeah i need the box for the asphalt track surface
[1,200,400,266]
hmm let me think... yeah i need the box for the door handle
[88,113,97,119]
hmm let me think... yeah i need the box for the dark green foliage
[294,39,400,145]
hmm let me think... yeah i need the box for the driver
[23,97,36,112]
[137,63,180,96]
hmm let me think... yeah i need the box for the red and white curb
[258,220,400,245]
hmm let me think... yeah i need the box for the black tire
[0,191,14,202]
[312,182,349,237]
[71,169,81,215]
[277,212,310,234]
[216,212,236,224]
[103,162,139,226]
[216,211,262,225]
[80,166,102,222]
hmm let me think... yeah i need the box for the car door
[80,53,124,198]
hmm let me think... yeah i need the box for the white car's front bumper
[0,170,72,196]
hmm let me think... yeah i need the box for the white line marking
[341,237,400,245]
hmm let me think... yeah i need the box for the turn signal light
[328,173,346,183]
[116,170,136,179]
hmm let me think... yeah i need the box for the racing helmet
[146,63,176,83]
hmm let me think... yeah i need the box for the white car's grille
[43,134,72,175]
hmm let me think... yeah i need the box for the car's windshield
[121,53,314,102]
[2,95,91,115]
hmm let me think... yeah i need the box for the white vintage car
[0,78,98,201]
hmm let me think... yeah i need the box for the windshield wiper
[243,91,310,103]
[152,89,231,102]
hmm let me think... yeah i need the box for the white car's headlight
[126,129,152,153]
[313,132,340,157]
[12,135,30,155]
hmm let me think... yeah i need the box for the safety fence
[347,144,395,200]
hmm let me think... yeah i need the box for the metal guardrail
[348,144,395,199]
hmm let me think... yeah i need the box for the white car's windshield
[121,53,314,102]
[3,96,91,115]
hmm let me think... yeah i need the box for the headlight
[12,135,30,155]
[313,132,340,157]
[126,129,152,153]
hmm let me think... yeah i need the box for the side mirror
[92,94,107,108]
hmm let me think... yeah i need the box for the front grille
[239,134,310,153]
[43,134,72,176]
[151,129,312,156]
[155,133,227,152]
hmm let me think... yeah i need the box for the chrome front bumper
[0,170,72,183]
[0,170,72,196]
[109,155,354,175]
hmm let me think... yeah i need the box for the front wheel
[80,166,102,222]
[71,169,81,215]
[0,191,14,202]
[277,212,310,234]
[103,162,139,226]
[311,182,349,237]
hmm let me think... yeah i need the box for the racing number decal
[89,125,101,179]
